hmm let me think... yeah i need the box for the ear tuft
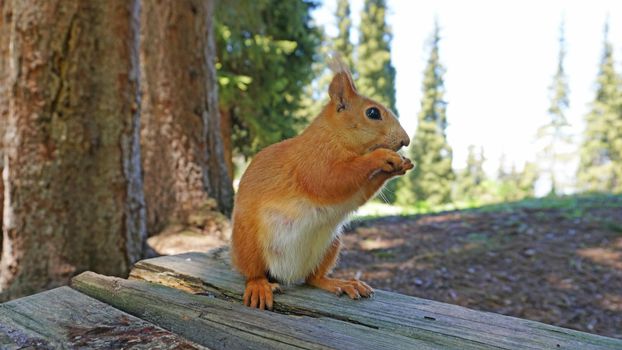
[328,53,357,109]
[328,53,349,75]
[328,53,356,90]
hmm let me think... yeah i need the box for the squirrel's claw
[308,277,374,300]
[244,279,278,310]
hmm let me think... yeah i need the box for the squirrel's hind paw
[308,277,374,300]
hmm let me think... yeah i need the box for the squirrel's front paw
[394,155,414,175]
[243,278,281,310]
[371,148,413,174]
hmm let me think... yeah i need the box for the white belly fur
[261,194,363,283]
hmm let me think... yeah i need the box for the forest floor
[149,194,622,339]
[334,194,622,339]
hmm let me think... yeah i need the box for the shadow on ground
[335,194,622,339]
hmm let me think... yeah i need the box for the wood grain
[127,247,622,350]
[72,271,435,350]
[0,286,204,349]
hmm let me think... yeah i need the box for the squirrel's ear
[328,54,357,112]
[328,71,357,112]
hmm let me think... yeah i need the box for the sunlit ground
[335,193,622,339]
[354,200,471,218]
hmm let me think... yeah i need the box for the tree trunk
[140,0,233,235]
[0,0,146,301]
[0,0,12,256]
[203,1,234,216]
[219,107,234,180]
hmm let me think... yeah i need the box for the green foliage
[518,162,538,198]
[215,0,321,158]
[398,21,454,206]
[335,0,354,68]
[578,21,622,192]
[474,193,622,215]
[537,19,572,195]
[497,163,519,202]
[352,0,399,203]
[496,159,537,202]
[356,0,397,113]
[298,0,354,123]
[454,146,487,204]
[297,37,332,124]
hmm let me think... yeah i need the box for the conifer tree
[298,0,353,125]
[518,162,538,198]
[496,155,512,202]
[497,160,538,202]
[455,145,486,203]
[335,0,353,68]
[398,21,454,206]
[216,0,321,160]
[507,164,521,200]
[578,21,621,192]
[538,19,572,195]
[356,0,399,202]
[356,0,397,113]
[1,0,146,300]
[497,154,508,183]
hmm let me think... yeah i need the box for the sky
[312,0,622,195]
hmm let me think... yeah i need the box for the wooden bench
[1,247,620,349]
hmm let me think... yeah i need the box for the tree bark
[203,0,234,216]
[0,0,146,301]
[140,0,233,235]
[0,0,12,255]
[219,107,234,180]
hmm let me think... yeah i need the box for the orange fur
[231,57,412,310]
[305,237,374,299]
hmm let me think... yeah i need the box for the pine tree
[496,156,513,202]
[497,160,538,202]
[507,164,521,201]
[335,0,353,68]
[609,40,622,193]
[356,0,397,113]
[538,19,572,196]
[216,0,321,160]
[298,0,355,135]
[454,145,486,203]
[356,0,399,202]
[518,162,538,198]
[398,21,454,206]
[497,154,508,183]
[140,0,233,234]
[298,0,352,125]
[1,0,146,300]
[578,20,621,192]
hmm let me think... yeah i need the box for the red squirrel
[231,57,412,310]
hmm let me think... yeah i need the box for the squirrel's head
[323,57,410,155]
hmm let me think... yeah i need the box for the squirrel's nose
[397,127,410,149]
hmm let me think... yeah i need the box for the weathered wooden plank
[72,271,438,350]
[0,286,205,349]
[129,247,622,350]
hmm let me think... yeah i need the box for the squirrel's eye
[365,107,382,120]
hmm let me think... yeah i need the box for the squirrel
[231,57,413,310]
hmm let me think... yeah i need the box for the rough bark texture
[0,287,205,349]
[0,0,146,301]
[140,0,233,235]
[219,107,234,180]
[203,1,233,216]
[0,0,12,256]
[118,248,622,350]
